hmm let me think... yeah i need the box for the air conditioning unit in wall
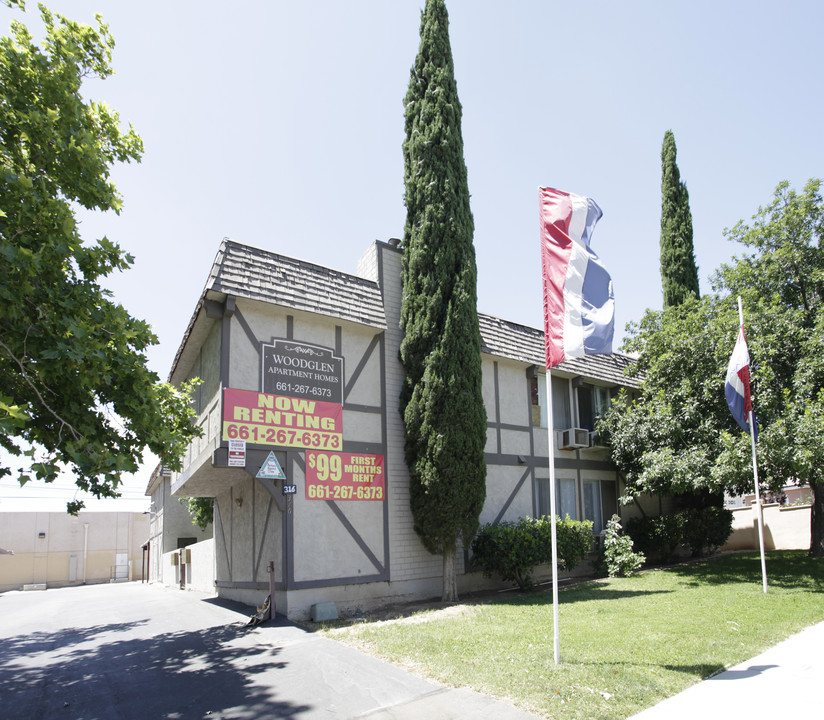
[558,428,590,450]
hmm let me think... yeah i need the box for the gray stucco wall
[167,240,633,619]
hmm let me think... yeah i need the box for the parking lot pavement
[0,582,540,720]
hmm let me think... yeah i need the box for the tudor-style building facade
[163,238,643,619]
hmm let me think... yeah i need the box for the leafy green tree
[399,0,487,601]
[601,296,741,500]
[716,179,824,555]
[0,1,200,512]
[601,179,824,555]
[182,497,214,531]
[660,130,700,307]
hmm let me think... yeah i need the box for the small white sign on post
[228,439,246,467]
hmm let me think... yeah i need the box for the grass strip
[320,551,823,719]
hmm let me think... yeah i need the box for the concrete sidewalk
[630,620,824,719]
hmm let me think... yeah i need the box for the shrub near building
[626,506,733,562]
[601,515,645,577]
[470,516,593,591]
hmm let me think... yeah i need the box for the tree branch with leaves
[1,1,200,513]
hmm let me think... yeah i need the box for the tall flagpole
[539,185,614,664]
[737,296,768,593]
[545,372,560,663]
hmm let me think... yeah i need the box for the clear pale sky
[2,0,822,510]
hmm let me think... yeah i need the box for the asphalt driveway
[0,582,539,720]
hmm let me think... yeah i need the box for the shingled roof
[209,239,386,328]
[478,313,640,388]
[171,240,638,389]
[169,239,386,381]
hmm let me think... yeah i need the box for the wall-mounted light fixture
[235,497,243,508]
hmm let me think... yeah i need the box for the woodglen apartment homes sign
[262,339,343,405]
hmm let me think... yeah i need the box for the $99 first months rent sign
[305,451,384,501]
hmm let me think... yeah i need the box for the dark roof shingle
[211,240,386,328]
[478,312,639,388]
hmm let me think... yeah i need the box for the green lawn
[320,551,823,719]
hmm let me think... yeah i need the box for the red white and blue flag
[725,325,753,434]
[540,186,614,368]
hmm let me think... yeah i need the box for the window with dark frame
[576,383,616,432]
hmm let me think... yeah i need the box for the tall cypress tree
[399,0,487,602]
[660,130,700,307]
